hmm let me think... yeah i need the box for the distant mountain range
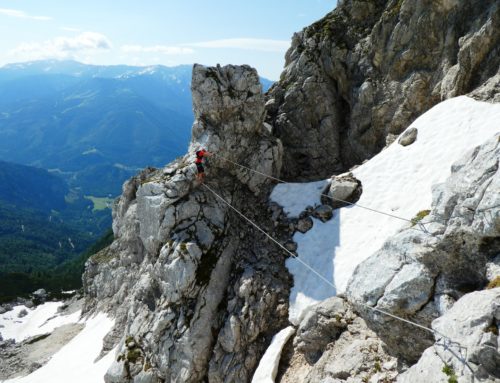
[0,61,194,196]
[0,60,274,196]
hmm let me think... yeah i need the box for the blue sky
[0,1,336,79]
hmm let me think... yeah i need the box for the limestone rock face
[83,64,290,383]
[294,297,349,363]
[267,0,500,180]
[347,133,500,362]
[190,64,282,194]
[278,297,399,383]
[79,2,500,381]
[399,289,500,383]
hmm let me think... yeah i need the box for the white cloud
[185,38,290,52]
[60,27,82,32]
[0,8,52,21]
[121,45,194,55]
[119,39,289,56]
[9,32,112,61]
[55,32,111,51]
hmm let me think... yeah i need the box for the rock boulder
[321,173,362,208]
[398,127,418,146]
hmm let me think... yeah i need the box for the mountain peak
[0,59,193,79]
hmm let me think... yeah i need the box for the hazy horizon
[0,1,337,80]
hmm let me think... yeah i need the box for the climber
[195,147,213,182]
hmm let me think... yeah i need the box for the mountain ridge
[0,60,274,196]
[0,61,194,196]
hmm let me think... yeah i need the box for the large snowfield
[1,302,114,383]
[254,96,500,381]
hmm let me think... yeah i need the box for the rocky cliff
[81,1,500,382]
[83,64,291,383]
[266,0,500,180]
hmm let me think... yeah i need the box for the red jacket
[195,150,206,164]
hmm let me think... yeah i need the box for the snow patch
[251,326,295,383]
[0,302,80,342]
[4,313,115,383]
[270,180,327,217]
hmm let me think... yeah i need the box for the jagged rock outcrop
[277,297,399,383]
[83,64,291,383]
[266,0,500,180]
[399,288,500,383]
[346,133,500,364]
